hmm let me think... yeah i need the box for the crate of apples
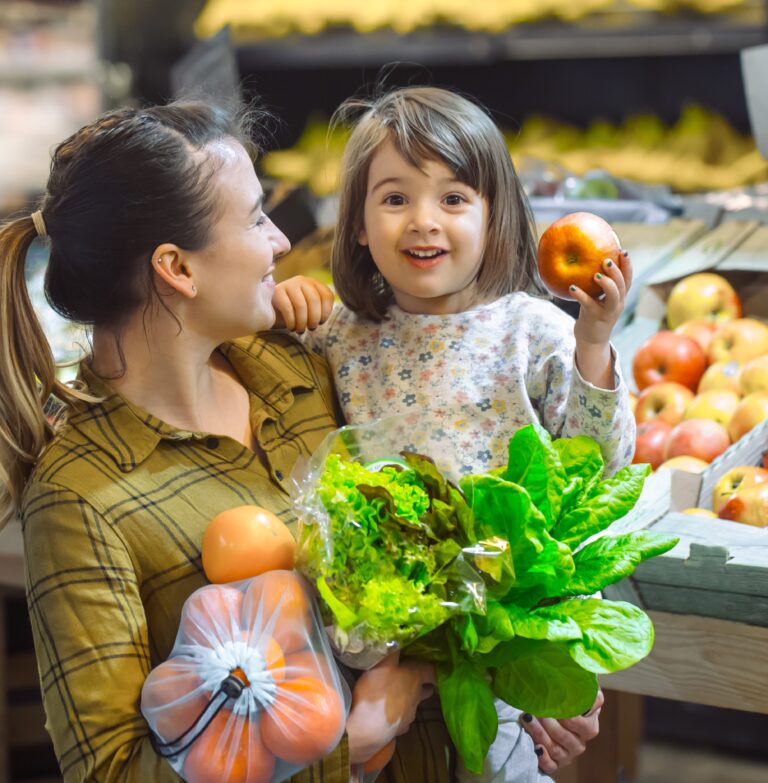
[631,273,768,504]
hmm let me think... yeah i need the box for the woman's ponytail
[0,215,92,529]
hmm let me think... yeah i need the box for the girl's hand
[520,689,604,775]
[573,251,633,346]
[346,651,435,764]
[272,275,335,332]
[571,251,633,389]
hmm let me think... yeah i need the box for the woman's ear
[358,228,368,246]
[151,244,197,298]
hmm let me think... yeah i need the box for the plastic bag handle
[150,674,245,758]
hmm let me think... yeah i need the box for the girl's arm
[571,252,633,390]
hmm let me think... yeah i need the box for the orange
[260,675,346,765]
[183,711,275,783]
[141,660,209,743]
[241,571,312,655]
[180,584,243,647]
[202,505,296,583]
[363,739,397,774]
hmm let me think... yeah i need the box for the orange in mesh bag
[141,571,350,783]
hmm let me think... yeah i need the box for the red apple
[665,272,741,329]
[633,331,707,392]
[657,456,709,474]
[728,392,768,442]
[697,361,742,395]
[719,483,768,526]
[664,419,731,464]
[629,392,638,415]
[674,319,718,353]
[683,390,740,428]
[711,465,768,515]
[633,420,672,470]
[537,212,621,301]
[708,318,768,365]
[739,354,768,396]
[634,382,694,426]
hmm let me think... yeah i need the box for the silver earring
[191,284,197,293]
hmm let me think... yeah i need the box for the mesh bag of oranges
[141,570,350,783]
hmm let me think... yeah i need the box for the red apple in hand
[665,419,731,464]
[708,318,768,365]
[537,212,621,300]
[711,465,768,515]
[719,483,768,526]
[633,331,707,392]
[633,420,672,470]
[635,382,694,426]
[666,273,741,329]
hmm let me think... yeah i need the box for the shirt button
[275,469,284,481]
[206,437,220,449]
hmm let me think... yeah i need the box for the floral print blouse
[304,292,635,478]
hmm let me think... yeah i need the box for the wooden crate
[605,418,768,628]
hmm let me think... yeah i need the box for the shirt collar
[66,336,315,472]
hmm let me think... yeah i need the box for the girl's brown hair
[331,86,543,321]
[0,100,259,529]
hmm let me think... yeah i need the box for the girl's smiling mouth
[402,246,447,268]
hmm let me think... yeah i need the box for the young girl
[274,86,634,782]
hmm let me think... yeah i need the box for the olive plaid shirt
[21,332,453,783]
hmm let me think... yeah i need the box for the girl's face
[359,138,488,315]
[187,142,290,340]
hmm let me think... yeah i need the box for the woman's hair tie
[31,210,48,238]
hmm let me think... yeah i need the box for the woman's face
[186,141,290,341]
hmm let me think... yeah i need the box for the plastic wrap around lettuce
[292,417,678,773]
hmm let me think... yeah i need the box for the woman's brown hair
[0,100,260,529]
[331,86,543,321]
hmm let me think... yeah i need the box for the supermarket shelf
[236,13,768,69]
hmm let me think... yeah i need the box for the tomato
[241,571,312,655]
[260,676,346,765]
[183,711,275,783]
[180,584,243,646]
[141,660,210,743]
[202,505,296,583]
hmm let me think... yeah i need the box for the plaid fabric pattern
[20,332,452,783]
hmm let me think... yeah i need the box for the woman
[0,100,599,783]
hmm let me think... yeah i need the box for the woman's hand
[345,651,435,764]
[520,689,604,775]
[272,275,334,332]
[571,251,633,389]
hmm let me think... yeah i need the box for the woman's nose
[270,225,291,259]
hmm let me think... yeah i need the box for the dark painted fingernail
[535,746,544,757]
[582,709,592,716]
[604,259,613,268]
[623,250,629,256]
[522,713,533,723]
[569,285,577,292]
[595,273,603,279]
